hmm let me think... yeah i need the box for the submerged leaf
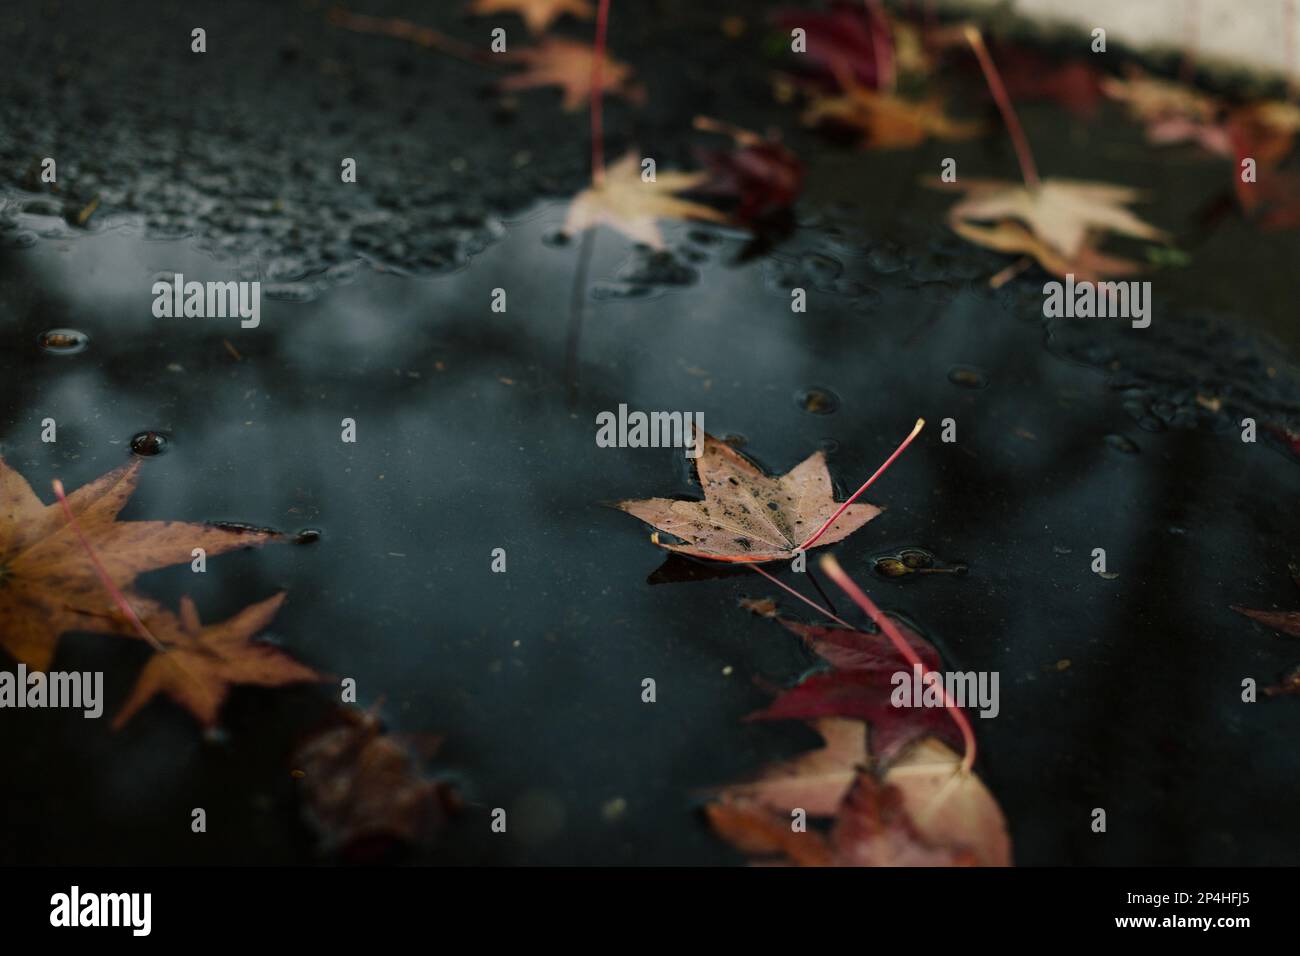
[293,706,455,862]
[884,737,1012,866]
[113,594,323,729]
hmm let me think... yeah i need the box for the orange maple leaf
[113,594,322,729]
[499,37,643,111]
[0,457,281,671]
[564,152,727,248]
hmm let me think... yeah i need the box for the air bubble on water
[294,528,323,545]
[38,329,89,355]
[796,386,840,415]
[129,431,169,457]
[541,229,570,248]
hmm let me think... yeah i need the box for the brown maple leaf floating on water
[564,152,727,248]
[500,37,643,111]
[113,594,323,730]
[615,423,923,563]
[0,456,281,671]
[468,0,593,35]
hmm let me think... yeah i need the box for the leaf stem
[591,0,611,187]
[798,418,924,552]
[819,554,977,773]
[51,478,166,654]
[750,564,856,629]
[963,25,1039,189]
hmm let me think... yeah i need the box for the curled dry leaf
[468,0,593,35]
[564,153,727,249]
[884,737,1011,867]
[500,38,643,111]
[113,594,323,730]
[293,706,455,862]
[0,457,281,671]
[615,433,881,562]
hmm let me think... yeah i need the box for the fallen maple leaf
[468,0,593,35]
[499,37,643,111]
[884,736,1011,866]
[709,717,866,817]
[949,218,1145,284]
[693,118,805,225]
[771,5,893,90]
[943,177,1167,262]
[615,432,883,562]
[112,594,322,729]
[564,152,728,248]
[1230,110,1300,230]
[708,768,975,866]
[0,457,280,671]
[293,705,455,861]
[803,63,982,149]
[1103,68,1220,124]
[748,616,965,764]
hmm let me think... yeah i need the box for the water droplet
[294,528,322,545]
[947,365,988,389]
[795,386,840,415]
[129,431,169,456]
[1104,433,1140,455]
[38,329,89,355]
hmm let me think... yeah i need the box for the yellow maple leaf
[564,153,726,248]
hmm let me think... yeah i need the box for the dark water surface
[1,0,1299,866]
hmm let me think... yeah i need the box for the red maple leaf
[747,616,966,764]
